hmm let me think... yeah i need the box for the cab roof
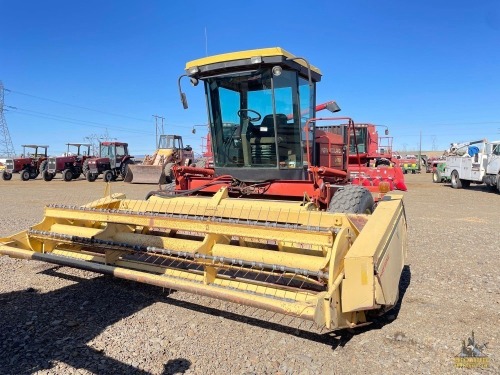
[186,47,322,82]
[21,144,49,148]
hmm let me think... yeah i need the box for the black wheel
[164,162,175,183]
[121,159,134,179]
[432,171,441,183]
[328,185,375,214]
[82,160,89,177]
[72,173,81,180]
[460,179,471,188]
[86,173,97,182]
[497,175,500,193]
[63,169,73,182]
[2,171,12,181]
[39,160,48,175]
[20,169,30,181]
[451,170,462,189]
[103,170,114,182]
[43,171,54,181]
[29,169,39,179]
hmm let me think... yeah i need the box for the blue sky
[1,0,499,155]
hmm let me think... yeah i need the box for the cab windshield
[205,68,313,169]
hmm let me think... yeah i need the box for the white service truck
[443,140,500,192]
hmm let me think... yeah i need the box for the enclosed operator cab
[184,47,322,181]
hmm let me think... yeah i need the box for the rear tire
[164,162,175,183]
[328,185,375,214]
[451,170,462,189]
[121,159,134,180]
[63,169,73,182]
[39,160,48,175]
[20,169,30,181]
[103,170,114,182]
[2,171,12,181]
[82,160,89,177]
[72,173,81,180]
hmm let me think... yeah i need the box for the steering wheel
[237,109,261,122]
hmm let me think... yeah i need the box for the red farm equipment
[84,141,134,182]
[149,49,405,212]
[342,123,407,191]
[2,145,49,181]
[42,143,93,182]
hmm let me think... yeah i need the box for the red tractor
[42,143,93,182]
[84,141,134,182]
[2,145,49,181]
[334,123,407,190]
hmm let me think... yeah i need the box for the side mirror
[326,101,341,113]
[192,127,196,134]
[181,92,188,109]
[385,129,389,136]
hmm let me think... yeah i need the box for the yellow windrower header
[185,47,322,76]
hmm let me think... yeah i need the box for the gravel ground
[0,174,498,374]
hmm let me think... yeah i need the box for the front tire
[328,185,375,214]
[451,170,462,189]
[86,173,97,182]
[63,169,73,182]
[2,171,12,181]
[20,169,30,181]
[103,170,114,182]
[43,171,54,181]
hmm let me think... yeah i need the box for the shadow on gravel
[160,265,413,351]
[0,266,191,375]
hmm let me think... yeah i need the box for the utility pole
[418,130,422,172]
[152,115,165,148]
[0,81,16,157]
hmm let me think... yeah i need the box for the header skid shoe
[0,187,407,331]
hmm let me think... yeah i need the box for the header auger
[0,47,408,332]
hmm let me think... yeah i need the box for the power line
[4,88,151,123]
[6,106,154,136]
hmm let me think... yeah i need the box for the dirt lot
[0,174,498,374]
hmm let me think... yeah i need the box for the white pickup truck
[443,140,500,192]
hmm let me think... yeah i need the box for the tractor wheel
[20,169,30,181]
[86,173,97,182]
[72,173,81,180]
[328,185,375,214]
[432,171,441,183]
[63,169,73,182]
[121,159,134,179]
[29,170,39,179]
[164,162,175,183]
[39,160,48,175]
[2,171,12,181]
[82,160,89,177]
[103,170,114,182]
[451,170,462,189]
[43,171,54,181]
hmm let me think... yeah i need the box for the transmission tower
[0,81,16,157]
